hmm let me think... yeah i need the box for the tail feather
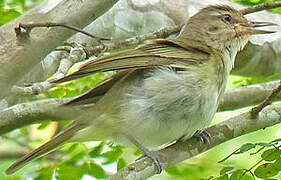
[5,123,82,175]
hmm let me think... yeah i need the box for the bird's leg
[125,134,162,174]
[193,130,211,144]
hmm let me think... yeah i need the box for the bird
[5,5,277,175]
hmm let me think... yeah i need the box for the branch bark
[0,98,78,135]
[218,80,281,111]
[109,102,281,180]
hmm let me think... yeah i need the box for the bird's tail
[5,123,82,175]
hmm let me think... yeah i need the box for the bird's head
[177,5,277,53]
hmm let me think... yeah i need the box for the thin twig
[251,80,281,117]
[241,1,281,15]
[15,23,112,42]
[248,170,256,180]
[218,146,241,163]
[238,145,281,180]
[85,25,182,56]
[239,145,281,180]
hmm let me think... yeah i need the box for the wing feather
[51,39,210,83]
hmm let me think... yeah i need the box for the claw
[139,151,162,174]
[126,135,163,174]
[193,130,211,144]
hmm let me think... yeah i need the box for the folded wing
[51,39,210,84]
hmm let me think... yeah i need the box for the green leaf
[229,169,244,180]
[64,143,79,153]
[272,157,281,171]
[117,158,126,171]
[133,148,142,156]
[261,149,281,161]
[254,163,279,178]
[55,165,85,179]
[229,170,253,180]
[256,143,274,147]
[201,176,215,180]
[68,145,87,163]
[0,9,21,25]
[4,176,21,180]
[237,143,256,154]
[215,174,229,180]
[233,78,254,87]
[165,166,182,176]
[62,143,88,164]
[20,127,27,135]
[220,166,234,175]
[34,167,55,180]
[48,87,67,98]
[86,161,105,179]
[271,138,281,143]
[58,120,71,127]
[101,146,123,164]
[37,122,50,130]
[89,142,104,158]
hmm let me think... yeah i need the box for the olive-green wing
[51,39,210,84]
[63,70,130,105]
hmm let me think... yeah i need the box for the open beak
[242,21,278,34]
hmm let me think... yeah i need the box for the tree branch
[11,43,87,96]
[15,23,112,42]
[251,80,281,116]
[0,0,119,99]
[109,102,281,180]
[0,98,79,135]
[85,25,181,56]
[218,80,281,111]
[241,1,281,15]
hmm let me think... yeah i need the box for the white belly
[119,68,219,149]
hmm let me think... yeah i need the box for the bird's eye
[222,14,232,23]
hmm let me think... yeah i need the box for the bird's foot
[193,130,211,144]
[136,149,162,174]
[125,134,162,174]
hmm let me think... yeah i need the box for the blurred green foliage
[231,0,281,13]
[1,0,281,180]
[46,71,114,99]
[0,0,43,26]
[212,140,281,180]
